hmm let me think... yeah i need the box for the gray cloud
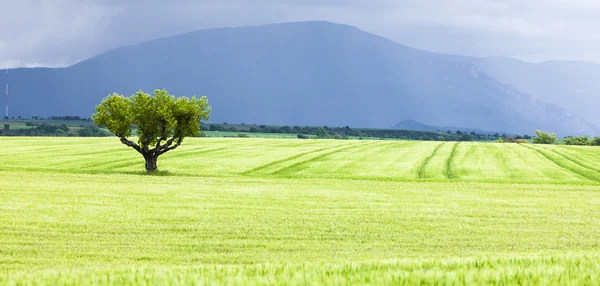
[2,0,600,68]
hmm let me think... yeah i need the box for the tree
[564,135,590,146]
[315,127,329,138]
[78,126,109,137]
[459,134,473,141]
[3,124,9,130]
[532,130,557,144]
[93,89,211,172]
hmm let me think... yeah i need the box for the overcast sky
[2,0,600,68]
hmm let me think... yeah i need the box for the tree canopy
[532,130,557,145]
[93,89,211,172]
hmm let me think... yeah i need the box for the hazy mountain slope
[468,57,600,125]
[392,119,507,135]
[0,21,597,135]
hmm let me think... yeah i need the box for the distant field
[201,131,301,138]
[1,138,599,284]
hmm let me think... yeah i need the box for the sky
[2,0,600,68]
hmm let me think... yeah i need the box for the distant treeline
[0,119,533,142]
[0,124,109,137]
[5,116,92,121]
[563,135,600,146]
[203,123,505,141]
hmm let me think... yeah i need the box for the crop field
[1,137,600,284]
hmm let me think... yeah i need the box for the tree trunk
[144,154,158,173]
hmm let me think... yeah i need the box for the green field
[1,138,600,284]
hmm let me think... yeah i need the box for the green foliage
[503,136,517,143]
[205,124,503,141]
[459,134,473,141]
[496,137,504,143]
[3,124,9,130]
[591,137,600,146]
[78,126,110,137]
[1,124,70,136]
[93,90,211,148]
[93,89,211,172]
[315,127,329,138]
[564,135,590,146]
[533,130,557,144]
[92,93,134,137]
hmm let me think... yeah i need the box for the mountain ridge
[1,21,597,135]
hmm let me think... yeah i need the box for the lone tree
[93,89,211,172]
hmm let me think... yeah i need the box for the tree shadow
[141,170,171,176]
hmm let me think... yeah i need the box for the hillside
[1,21,597,135]
[467,57,600,125]
[392,119,507,135]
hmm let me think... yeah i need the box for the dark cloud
[1,0,600,68]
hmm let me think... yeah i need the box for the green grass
[1,138,600,284]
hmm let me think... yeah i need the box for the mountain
[464,57,600,125]
[0,21,597,135]
[392,119,507,135]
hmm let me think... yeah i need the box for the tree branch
[117,134,142,154]
[153,135,167,154]
[159,142,181,155]
[158,134,182,155]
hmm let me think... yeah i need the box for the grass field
[1,137,600,284]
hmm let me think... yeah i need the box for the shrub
[496,137,504,143]
[315,127,329,138]
[3,124,9,130]
[503,136,517,143]
[590,137,600,146]
[25,122,38,126]
[459,134,473,141]
[533,130,557,144]
[237,133,250,138]
[516,139,528,144]
[78,126,110,137]
[563,135,590,146]
[297,134,309,139]
[55,129,68,137]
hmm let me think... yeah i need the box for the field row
[2,137,600,184]
[4,255,599,285]
[0,170,599,273]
